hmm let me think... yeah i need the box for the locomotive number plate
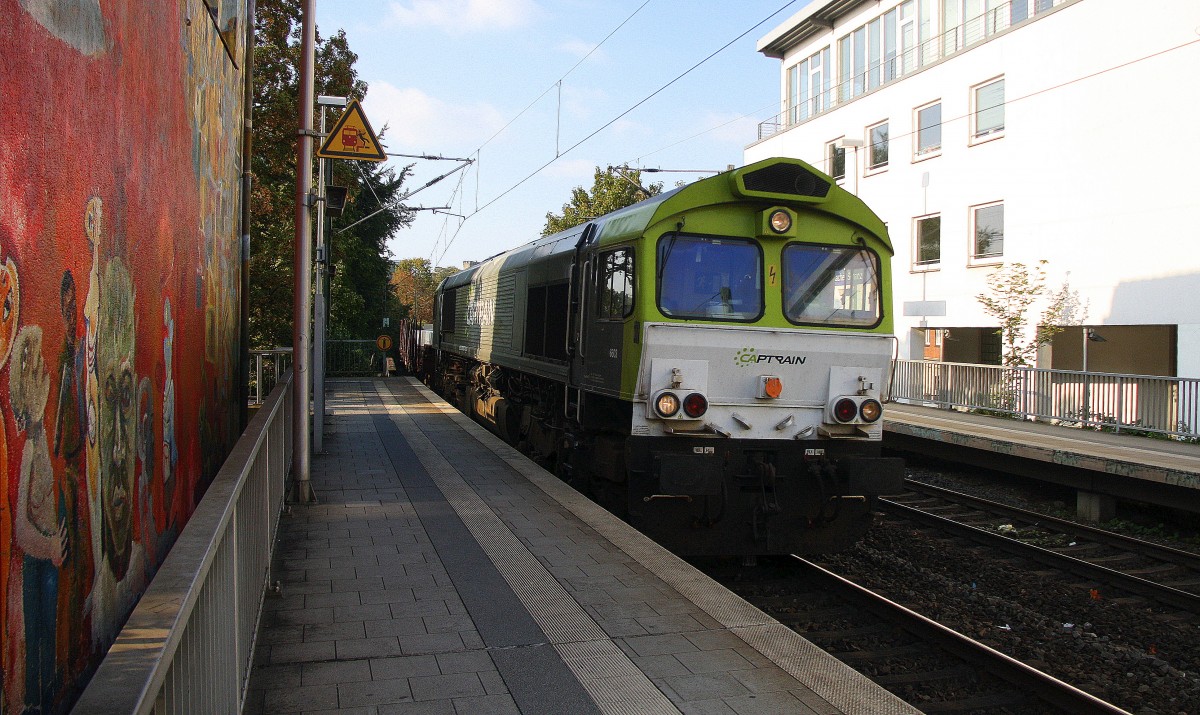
[692,446,715,455]
[804,448,825,457]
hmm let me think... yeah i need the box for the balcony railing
[756,0,1059,142]
[890,359,1200,440]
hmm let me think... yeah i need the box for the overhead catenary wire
[435,0,800,264]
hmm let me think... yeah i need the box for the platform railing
[73,370,294,714]
[890,359,1200,440]
[250,348,292,405]
[327,338,383,376]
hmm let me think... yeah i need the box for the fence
[250,348,292,405]
[73,371,294,714]
[890,359,1200,440]
[327,339,386,376]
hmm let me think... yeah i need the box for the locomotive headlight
[768,209,792,234]
[655,392,681,418]
[833,397,859,423]
[682,392,709,418]
[859,398,883,423]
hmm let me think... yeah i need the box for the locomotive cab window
[657,234,762,321]
[596,248,634,320]
[782,244,881,327]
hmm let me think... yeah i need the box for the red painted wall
[0,1,245,710]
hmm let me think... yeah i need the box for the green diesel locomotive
[430,157,903,556]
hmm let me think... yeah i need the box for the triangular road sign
[317,99,386,161]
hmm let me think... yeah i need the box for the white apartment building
[745,0,1200,378]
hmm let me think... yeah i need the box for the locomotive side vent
[742,163,831,199]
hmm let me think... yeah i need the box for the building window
[596,248,634,319]
[915,214,941,267]
[915,101,941,157]
[972,202,1004,260]
[973,77,1005,140]
[868,121,889,171]
[827,141,846,181]
[787,47,831,124]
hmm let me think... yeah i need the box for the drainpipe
[239,0,256,432]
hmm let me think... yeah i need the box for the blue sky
[317,0,810,268]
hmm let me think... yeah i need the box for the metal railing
[250,348,292,405]
[327,339,386,376]
[757,0,1062,141]
[73,371,294,714]
[890,359,1200,440]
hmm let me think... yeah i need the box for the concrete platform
[884,402,1200,513]
[245,378,918,715]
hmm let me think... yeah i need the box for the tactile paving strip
[376,383,679,715]
[404,378,921,715]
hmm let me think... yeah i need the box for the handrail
[890,359,1200,440]
[73,370,295,714]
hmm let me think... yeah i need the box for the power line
[472,0,655,155]
[446,1,798,243]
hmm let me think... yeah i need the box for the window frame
[827,139,847,181]
[595,247,635,320]
[780,242,884,329]
[914,100,942,160]
[655,233,764,323]
[866,120,889,174]
[913,213,941,271]
[969,201,1005,265]
[970,76,1005,144]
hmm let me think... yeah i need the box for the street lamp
[1081,327,1106,422]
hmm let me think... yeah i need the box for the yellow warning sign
[318,99,386,161]
[376,334,393,351]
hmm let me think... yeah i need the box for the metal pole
[239,0,256,431]
[313,109,327,454]
[292,0,315,503]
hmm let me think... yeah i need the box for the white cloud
[387,0,538,33]
[363,82,506,154]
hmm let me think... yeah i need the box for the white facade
[746,0,1200,377]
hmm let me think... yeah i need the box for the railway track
[882,480,1200,612]
[708,557,1127,714]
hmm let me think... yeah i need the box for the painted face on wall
[98,258,136,578]
[0,256,21,368]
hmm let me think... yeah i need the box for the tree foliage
[976,260,1073,369]
[391,258,458,325]
[542,167,664,236]
[248,0,413,348]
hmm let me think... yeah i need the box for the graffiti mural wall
[0,0,246,711]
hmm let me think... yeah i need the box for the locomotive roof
[441,157,890,291]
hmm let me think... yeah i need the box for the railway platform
[245,378,918,715]
[884,402,1200,517]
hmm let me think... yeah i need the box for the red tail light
[682,392,708,418]
[833,398,858,423]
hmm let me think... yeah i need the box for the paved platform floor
[245,378,917,715]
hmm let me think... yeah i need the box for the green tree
[248,0,412,347]
[976,260,1070,369]
[391,258,458,325]
[542,167,664,235]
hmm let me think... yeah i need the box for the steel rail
[903,479,1200,568]
[792,557,1131,715]
[878,497,1200,612]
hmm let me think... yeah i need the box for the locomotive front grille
[741,162,831,199]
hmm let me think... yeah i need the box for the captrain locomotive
[427,157,903,556]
